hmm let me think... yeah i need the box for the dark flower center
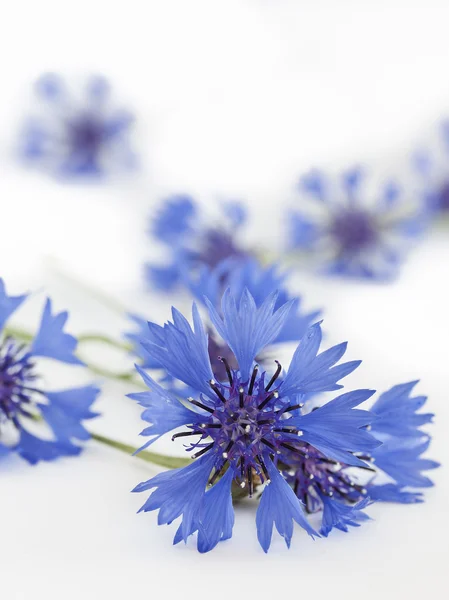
[436,181,449,212]
[0,337,40,431]
[197,229,247,271]
[283,444,371,511]
[67,114,105,156]
[329,208,378,254]
[173,361,305,496]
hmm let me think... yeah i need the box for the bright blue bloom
[288,167,427,280]
[19,73,135,179]
[131,290,378,552]
[146,195,251,292]
[0,279,100,464]
[282,380,437,536]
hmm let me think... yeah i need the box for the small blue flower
[0,279,100,464]
[288,168,427,280]
[146,195,252,292]
[19,73,135,179]
[131,290,378,552]
[282,381,437,536]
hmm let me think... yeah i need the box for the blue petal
[281,322,360,396]
[222,201,247,228]
[372,437,439,488]
[125,314,163,369]
[288,212,321,250]
[370,381,434,439]
[256,458,318,552]
[16,429,81,465]
[133,453,215,543]
[40,385,100,441]
[290,389,380,467]
[367,483,424,504]
[141,304,214,399]
[150,195,197,245]
[300,169,327,201]
[320,495,371,537]
[130,366,203,449]
[206,289,295,381]
[0,278,28,332]
[196,468,235,553]
[144,262,182,292]
[31,298,83,364]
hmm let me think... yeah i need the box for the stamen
[248,365,258,395]
[218,356,233,385]
[274,427,303,435]
[265,360,282,391]
[209,380,226,404]
[247,466,254,497]
[239,387,244,408]
[261,438,278,453]
[256,455,270,481]
[276,402,304,414]
[191,442,215,459]
[258,390,279,410]
[188,397,214,414]
[199,423,222,429]
[222,440,234,459]
[257,418,275,425]
[171,431,203,441]
[280,441,300,452]
[209,461,228,486]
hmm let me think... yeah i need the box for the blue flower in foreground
[0,279,100,464]
[130,290,380,552]
[19,73,135,179]
[146,195,252,291]
[288,168,427,280]
[282,380,438,534]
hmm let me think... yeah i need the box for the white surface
[0,1,448,599]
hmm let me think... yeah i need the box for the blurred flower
[130,291,379,552]
[145,195,252,291]
[282,380,438,536]
[0,279,100,464]
[19,73,135,179]
[127,258,321,381]
[288,168,427,280]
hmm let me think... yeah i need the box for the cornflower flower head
[130,289,380,552]
[282,381,438,536]
[145,195,252,291]
[19,73,135,179]
[288,168,426,280]
[0,279,100,464]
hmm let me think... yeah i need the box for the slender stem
[77,333,132,353]
[91,433,190,469]
[4,326,145,389]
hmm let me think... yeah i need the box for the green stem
[4,326,145,389]
[91,433,190,469]
[77,333,132,353]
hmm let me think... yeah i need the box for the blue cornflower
[130,290,379,552]
[412,141,449,216]
[146,195,252,291]
[282,380,438,535]
[19,73,135,179]
[288,168,426,280]
[186,257,321,345]
[0,279,100,464]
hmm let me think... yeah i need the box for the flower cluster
[19,73,135,179]
[0,279,99,464]
[130,290,437,552]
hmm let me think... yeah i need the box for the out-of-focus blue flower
[186,257,321,345]
[0,279,100,464]
[19,73,135,179]
[146,195,252,292]
[288,168,428,280]
[282,380,437,536]
[130,291,379,552]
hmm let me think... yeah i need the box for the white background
[1,1,448,598]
